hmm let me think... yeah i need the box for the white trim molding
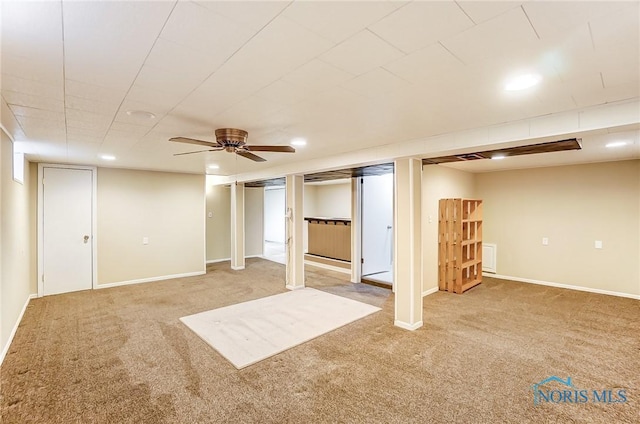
[305,260,351,275]
[394,320,423,331]
[206,258,231,264]
[422,287,438,297]
[484,273,640,300]
[1,294,37,366]
[96,271,206,290]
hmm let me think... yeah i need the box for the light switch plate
[542,237,549,246]
[143,237,149,245]
[595,240,603,249]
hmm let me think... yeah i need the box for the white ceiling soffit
[0,0,638,178]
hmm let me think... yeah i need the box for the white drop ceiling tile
[66,126,108,141]
[195,1,289,32]
[126,85,185,113]
[383,43,465,84]
[66,108,112,126]
[603,81,640,104]
[159,1,255,55]
[369,1,474,53]
[602,65,640,88]
[66,118,110,132]
[8,105,65,123]
[341,68,412,98]
[283,59,355,91]
[571,88,608,108]
[0,1,64,74]
[2,91,64,112]
[65,79,127,104]
[21,124,66,140]
[255,80,317,107]
[109,122,152,135]
[114,99,169,124]
[0,54,63,86]
[1,74,63,100]
[65,95,120,117]
[441,7,539,64]
[523,1,626,40]
[214,96,285,132]
[319,30,405,76]
[63,1,175,89]
[589,2,640,49]
[284,1,401,43]
[134,64,202,98]
[456,1,522,24]
[223,17,333,84]
[16,115,66,131]
[144,38,224,84]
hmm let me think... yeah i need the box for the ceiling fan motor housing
[215,128,248,148]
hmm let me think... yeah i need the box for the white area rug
[180,288,381,369]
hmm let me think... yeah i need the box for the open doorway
[263,186,286,264]
[361,173,394,287]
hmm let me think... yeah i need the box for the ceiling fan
[169,128,295,162]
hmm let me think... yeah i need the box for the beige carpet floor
[1,258,638,423]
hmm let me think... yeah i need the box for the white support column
[350,177,362,283]
[394,158,423,330]
[230,182,245,270]
[285,174,305,290]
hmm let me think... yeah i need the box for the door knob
[84,235,90,243]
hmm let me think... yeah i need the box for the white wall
[264,187,285,243]
[1,131,34,362]
[97,168,206,285]
[421,165,476,293]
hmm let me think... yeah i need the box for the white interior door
[264,187,285,243]
[42,167,93,295]
[361,174,394,276]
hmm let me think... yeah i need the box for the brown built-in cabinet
[438,199,483,294]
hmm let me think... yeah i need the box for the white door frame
[37,163,98,297]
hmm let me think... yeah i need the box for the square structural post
[394,158,423,330]
[231,182,245,270]
[285,174,304,290]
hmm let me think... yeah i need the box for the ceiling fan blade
[169,137,221,147]
[245,145,295,152]
[173,149,222,156]
[236,151,267,162]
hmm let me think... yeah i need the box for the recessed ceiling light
[100,154,116,161]
[605,141,628,148]
[504,73,542,91]
[291,138,307,147]
[208,164,220,169]
[126,110,156,120]
[491,154,506,160]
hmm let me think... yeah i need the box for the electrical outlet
[595,240,603,249]
[208,211,213,218]
[143,237,149,245]
[542,237,549,246]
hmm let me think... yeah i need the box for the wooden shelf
[438,198,483,294]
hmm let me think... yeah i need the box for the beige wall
[245,187,264,257]
[205,183,263,261]
[476,160,640,296]
[206,184,231,262]
[97,168,205,285]
[309,181,351,218]
[1,131,34,357]
[422,165,476,293]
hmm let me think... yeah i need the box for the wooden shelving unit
[438,199,483,294]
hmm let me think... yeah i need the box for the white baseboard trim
[394,320,423,331]
[206,258,230,264]
[286,284,306,291]
[304,260,351,275]
[96,271,206,290]
[422,287,439,297]
[230,265,245,271]
[484,273,640,300]
[246,254,262,259]
[1,293,37,366]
